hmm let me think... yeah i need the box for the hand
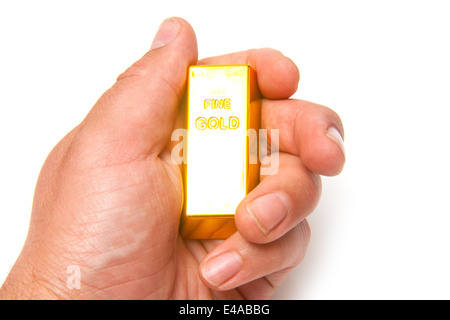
[0,17,345,299]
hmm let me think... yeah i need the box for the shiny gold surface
[180,65,260,239]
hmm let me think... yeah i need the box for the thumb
[80,17,198,162]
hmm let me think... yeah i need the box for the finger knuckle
[117,60,150,82]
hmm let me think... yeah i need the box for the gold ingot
[180,65,261,239]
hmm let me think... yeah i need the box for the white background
[1,0,449,299]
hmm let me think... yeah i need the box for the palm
[114,156,276,299]
[31,141,274,299]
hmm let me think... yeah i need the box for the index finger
[198,48,300,100]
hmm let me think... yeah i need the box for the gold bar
[180,65,261,239]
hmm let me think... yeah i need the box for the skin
[0,17,345,300]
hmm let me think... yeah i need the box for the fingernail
[202,251,242,287]
[151,18,181,50]
[246,192,290,235]
[326,127,345,156]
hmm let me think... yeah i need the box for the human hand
[0,17,345,299]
